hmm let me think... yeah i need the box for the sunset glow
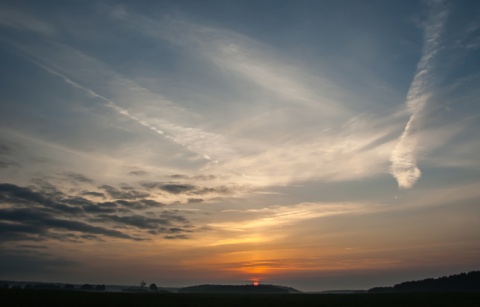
[0,0,479,292]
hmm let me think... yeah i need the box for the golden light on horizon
[253,281,259,286]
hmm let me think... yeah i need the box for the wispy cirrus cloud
[3,5,409,189]
[206,114,402,186]
[210,201,370,233]
[3,1,471,194]
[110,12,410,186]
[0,143,19,169]
[202,31,344,115]
[390,0,448,189]
[118,13,347,116]
[17,53,236,163]
[0,7,55,35]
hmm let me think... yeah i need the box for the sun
[253,281,259,287]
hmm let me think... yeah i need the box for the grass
[2,289,480,306]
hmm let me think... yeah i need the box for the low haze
[0,0,479,291]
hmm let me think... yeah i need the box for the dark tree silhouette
[80,284,93,291]
[369,271,480,293]
[149,283,158,291]
[63,284,75,290]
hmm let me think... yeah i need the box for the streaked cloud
[0,7,55,35]
[390,0,448,189]
[0,181,199,242]
[211,202,370,232]
[30,58,235,163]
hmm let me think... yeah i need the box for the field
[2,289,480,306]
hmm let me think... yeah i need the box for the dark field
[2,289,480,307]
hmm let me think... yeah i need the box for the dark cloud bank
[0,181,196,243]
[140,181,237,196]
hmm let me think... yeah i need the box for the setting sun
[253,281,259,287]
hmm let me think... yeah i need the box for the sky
[0,0,479,291]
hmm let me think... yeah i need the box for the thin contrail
[25,57,236,163]
[390,0,448,189]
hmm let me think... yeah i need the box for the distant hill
[121,287,171,293]
[369,271,480,293]
[320,290,366,294]
[178,284,301,294]
[0,281,172,293]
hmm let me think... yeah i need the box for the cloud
[63,172,94,183]
[40,215,139,239]
[389,0,448,189]
[13,52,236,163]
[98,185,149,200]
[166,209,191,220]
[166,227,192,234]
[105,15,407,187]
[92,209,194,238]
[4,2,473,198]
[2,7,411,190]
[192,175,217,181]
[169,174,189,180]
[123,15,344,116]
[97,214,193,234]
[0,182,195,242]
[110,199,165,210]
[80,191,105,198]
[0,207,137,241]
[0,8,55,35]
[128,170,148,176]
[0,221,45,242]
[0,143,12,155]
[211,202,370,233]
[0,183,60,208]
[64,197,120,214]
[164,234,190,240]
[0,182,93,216]
[210,40,342,115]
[0,159,20,169]
[170,174,216,181]
[144,119,236,162]
[31,178,65,199]
[205,114,401,187]
[141,181,241,199]
[96,214,173,229]
[159,184,196,194]
[0,140,20,168]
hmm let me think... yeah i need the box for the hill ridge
[369,271,480,293]
[178,284,301,293]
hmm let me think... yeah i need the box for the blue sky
[0,0,479,291]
